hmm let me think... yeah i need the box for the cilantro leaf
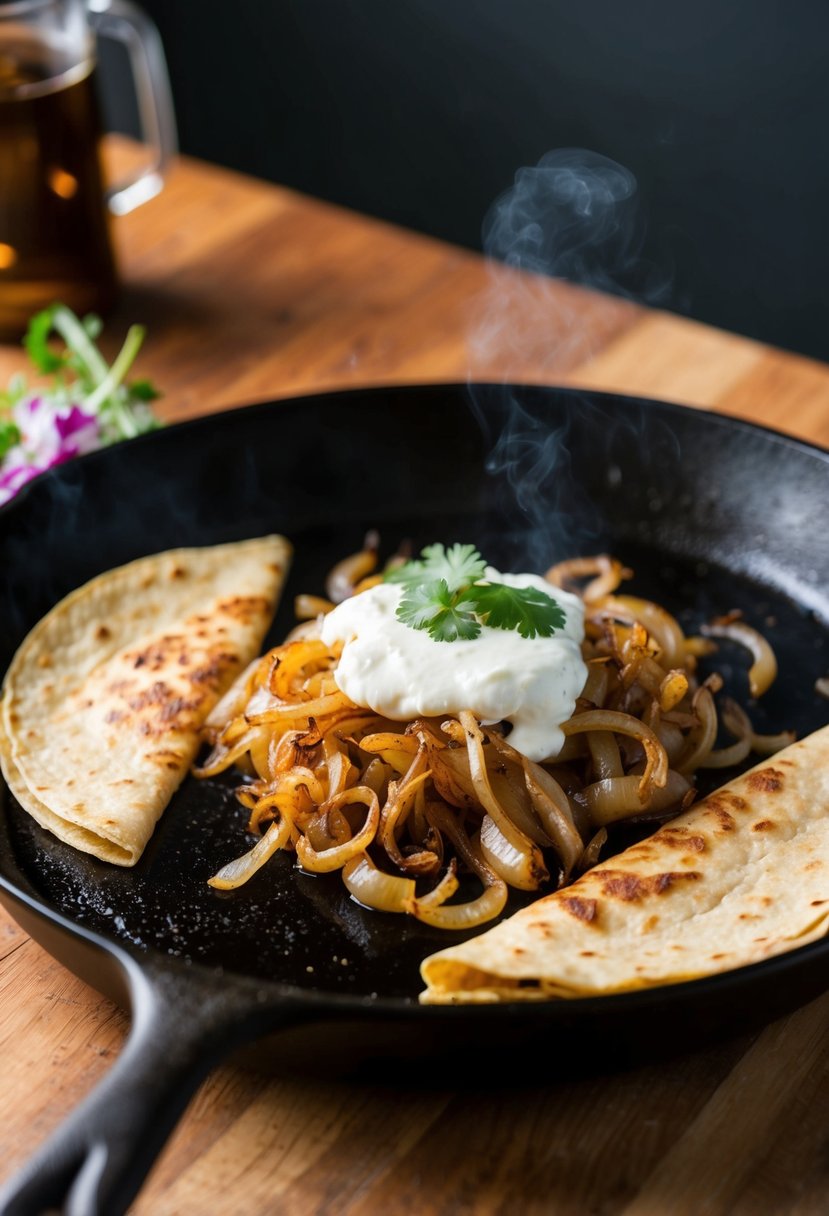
[389,542,568,643]
[386,542,486,592]
[397,578,481,642]
[459,582,566,639]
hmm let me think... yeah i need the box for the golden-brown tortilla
[0,536,290,865]
[420,726,829,1002]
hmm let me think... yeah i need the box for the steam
[484,149,639,285]
[467,148,670,567]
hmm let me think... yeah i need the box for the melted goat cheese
[320,568,587,762]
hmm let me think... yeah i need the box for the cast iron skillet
[0,384,827,1216]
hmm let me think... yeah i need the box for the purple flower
[0,399,102,506]
[0,460,39,507]
[54,404,98,446]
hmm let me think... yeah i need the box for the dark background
[107,0,829,362]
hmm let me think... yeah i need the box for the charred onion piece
[590,595,686,669]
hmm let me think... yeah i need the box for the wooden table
[1,140,829,1215]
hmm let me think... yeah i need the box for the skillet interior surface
[1,383,828,1009]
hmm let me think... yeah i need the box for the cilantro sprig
[387,543,566,643]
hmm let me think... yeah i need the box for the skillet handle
[0,955,307,1216]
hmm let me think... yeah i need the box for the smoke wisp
[467,148,673,567]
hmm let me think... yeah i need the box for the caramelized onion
[545,555,631,602]
[295,787,380,872]
[294,594,336,620]
[410,881,507,930]
[561,709,668,799]
[678,686,718,774]
[246,688,352,725]
[579,768,692,825]
[208,815,293,890]
[459,711,548,880]
[325,533,379,603]
[587,730,623,780]
[480,814,545,890]
[591,595,686,669]
[701,619,777,698]
[414,859,459,910]
[342,854,415,912]
[486,730,583,877]
[410,802,507,929]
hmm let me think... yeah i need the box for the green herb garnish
[0,419,21,460]
[388,543,566,643]
[19,303,162,441]
[0,304,163,507]
[386,542,486,593]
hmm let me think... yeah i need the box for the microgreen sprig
[0,303,162,506]
[387,543,566,642]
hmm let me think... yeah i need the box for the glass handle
[89,0,178,216]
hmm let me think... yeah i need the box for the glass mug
[0,0,175,338]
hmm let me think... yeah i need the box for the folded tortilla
[420,726,829,1002]
[0,536,290,865]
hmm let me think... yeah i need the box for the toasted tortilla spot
[95,625,111,641]
[752,820,777,831]
[659,829,706,853]
[217,595,273,624]
[528,921,555,937]
[707,802,736,832]
[561,896,598,923]
[745,768,785,793]
[598,870,701,902]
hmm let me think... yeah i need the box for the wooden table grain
[1,139,829,1215]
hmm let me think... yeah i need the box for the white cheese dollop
[320,568,587,762]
